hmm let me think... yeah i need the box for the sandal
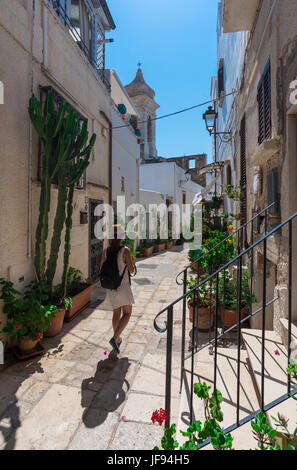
[109,337,120,354]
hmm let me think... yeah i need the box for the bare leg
[112,308,122,338]
[114,305,132,344]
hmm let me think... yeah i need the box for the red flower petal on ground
[274,349,280,356]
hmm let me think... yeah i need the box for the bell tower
[125,68,159,161]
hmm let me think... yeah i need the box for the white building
[106,69,141,213]
[140,161,203,208]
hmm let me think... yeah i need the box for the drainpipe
[43,0,48,69]
[100,111,112,205]
[27,0,36,258]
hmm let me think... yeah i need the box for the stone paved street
[0,247,190,450]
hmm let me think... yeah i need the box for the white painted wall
[140,161,203,208]
[108,70,141,210]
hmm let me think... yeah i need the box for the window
[226,163,232,186]
[257,59,271,145]
[70,0,92,60]
[267,170,279,216]
[218,59,224,107]
[121,176,125,192]
[50,1,110,92]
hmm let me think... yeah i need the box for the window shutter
[257,59,271,145]
[240,115,247,225]
[267,170,278,215]
[263,63,271,140]
[218,64,224,96]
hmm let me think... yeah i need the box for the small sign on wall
[80,211,88,224]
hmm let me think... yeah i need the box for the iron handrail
[154,209,296,431]
[175,201,277,286]
[154,205,287,334]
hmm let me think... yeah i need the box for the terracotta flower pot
[219,307,247,329]
[144,246,154,257]
[18,336,38,352]
[44,309,66,337]
[188,300,214,331]
[158,243,166,252]
[166,242,173,249]
[65,284,94,322]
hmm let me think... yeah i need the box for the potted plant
[200,229,235,274]
[188,248,204,274]
[186,276,214,331]
[166,238,173,250]
[64,267,94,322]
[44,292,72,337]
[218,271,255,329]
[0,278,58,353]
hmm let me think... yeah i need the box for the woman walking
[99,225,135,354]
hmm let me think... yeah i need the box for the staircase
[154,209,297,450]
[177,323,297,449]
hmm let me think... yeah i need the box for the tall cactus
[61,133,96,295]
[46,113,96,291]
[28,91,66,280]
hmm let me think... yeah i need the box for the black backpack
[99,247,127,290]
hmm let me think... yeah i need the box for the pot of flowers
[64,267,94,322]
[218,271,255,329]
[145,244,154,257]
[186,276,214,331]
[44,294,72,337]
[158,240,167,252]
[0,278,58,357]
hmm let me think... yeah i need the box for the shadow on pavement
[81,355,130,428]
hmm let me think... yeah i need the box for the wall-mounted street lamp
[179,170,191,187]
[202,105,232,198]
[202,106,232,143]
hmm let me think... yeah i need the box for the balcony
[50,0,114,92]
[223,0,259,33]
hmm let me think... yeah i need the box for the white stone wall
[0,0,112,342]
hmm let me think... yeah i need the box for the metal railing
[154,211,297,441]
[49,0,111,92]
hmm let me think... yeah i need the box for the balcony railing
[49,0,111,92]
[154,209,297,445]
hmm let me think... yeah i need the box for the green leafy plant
[0,278,58,342]
[217,271,255,310]
[200,229,235,273]
[222,184,242,201]
[186,276,214,307]
[251,412,280,450]
[65,267,92,297]
[153,382,233,450]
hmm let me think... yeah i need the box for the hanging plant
[117,104,127,115]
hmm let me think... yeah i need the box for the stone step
[176,346,257,449]
[242,328,297,434]
[279,318,297,352]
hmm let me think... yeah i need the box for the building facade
[215,0,297,331]
[0,0,115,341]
[106,69,141,213]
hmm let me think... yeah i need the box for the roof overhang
[223,0,259,33]
[92,0,116,30]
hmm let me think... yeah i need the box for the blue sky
[105,0,219,162]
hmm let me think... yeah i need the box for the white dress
[104,246,135,310]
